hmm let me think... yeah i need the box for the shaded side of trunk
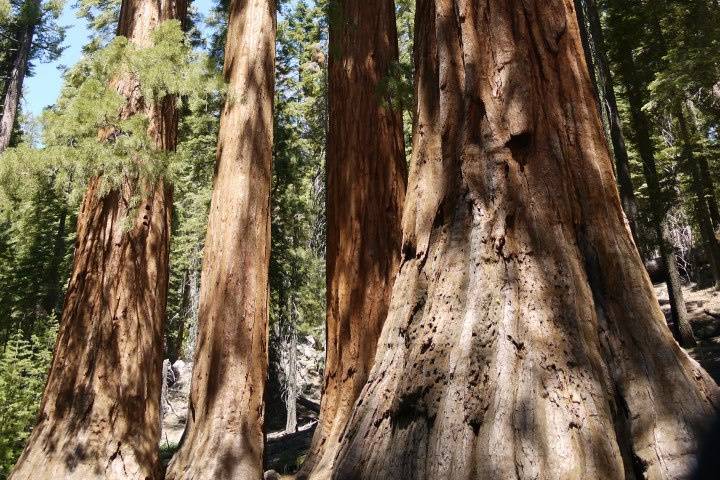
[9,1,183,478]
[614,32,696,346]
[0,0,39,153]
[574,0,638,245]
[164,0,275,478]
[331,1,718,479]
[297,0,407,478]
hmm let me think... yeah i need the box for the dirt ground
[655,283,720,382]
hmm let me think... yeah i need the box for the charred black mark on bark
[390,385,434,430]
[402,241,417,262]
[507,334,525,352]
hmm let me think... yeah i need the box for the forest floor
[655,283,720,382]
[159,284,720,475]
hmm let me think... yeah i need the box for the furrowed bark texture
[331,1,719,479]
[164,0,275,478]
[8,1,183,478]
[298,0,407,477]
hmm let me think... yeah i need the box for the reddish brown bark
[8,1,183,479]
[330,1,719,479]
[164,0,275,478]
[297,1,407,478]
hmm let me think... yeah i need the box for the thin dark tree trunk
[9,0,185,477]
[165,0,276,477]
[574,0,639,245]
[0,0,39,153]
[168,269,191,363]
[330,1,717,478]
[698,156,720,228]
[661,221,696,345]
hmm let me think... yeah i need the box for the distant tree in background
[0,0,65,152]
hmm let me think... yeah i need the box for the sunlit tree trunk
[297,0,407,478]
[330,1,718,478]
[285,301,298,434]
[8,0,185,477]
[164,0,275,478]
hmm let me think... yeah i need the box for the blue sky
[24,0,214,117]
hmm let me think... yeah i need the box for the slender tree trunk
[0,0,39,153]
[685,105,720,229]
[661,221,696,346]
[574,0,639,245]
[298,1,407,478]
[285,299,298,434]
[182,264,199,360]
[8,0,184,478]
[330,1,718,479]
[613,29,696,346]
[165,0,275,478]
[698,156,720,228]
[168,269,191,363]
[677,109,720,289]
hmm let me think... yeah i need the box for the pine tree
[603,0,697,346]
[330,1,718,478]
[0,0,65,152]
[268,0,327,437]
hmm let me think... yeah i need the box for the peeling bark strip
[331,1,720,479]
[8,1,184,479]
[297,0,407,478]
[164,0,275,479]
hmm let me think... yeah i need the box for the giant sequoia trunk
[164,0,275,478]
[331,1,719,479]
[0,0,39,153]
[8,1,184,478]
[297,0,407,478]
